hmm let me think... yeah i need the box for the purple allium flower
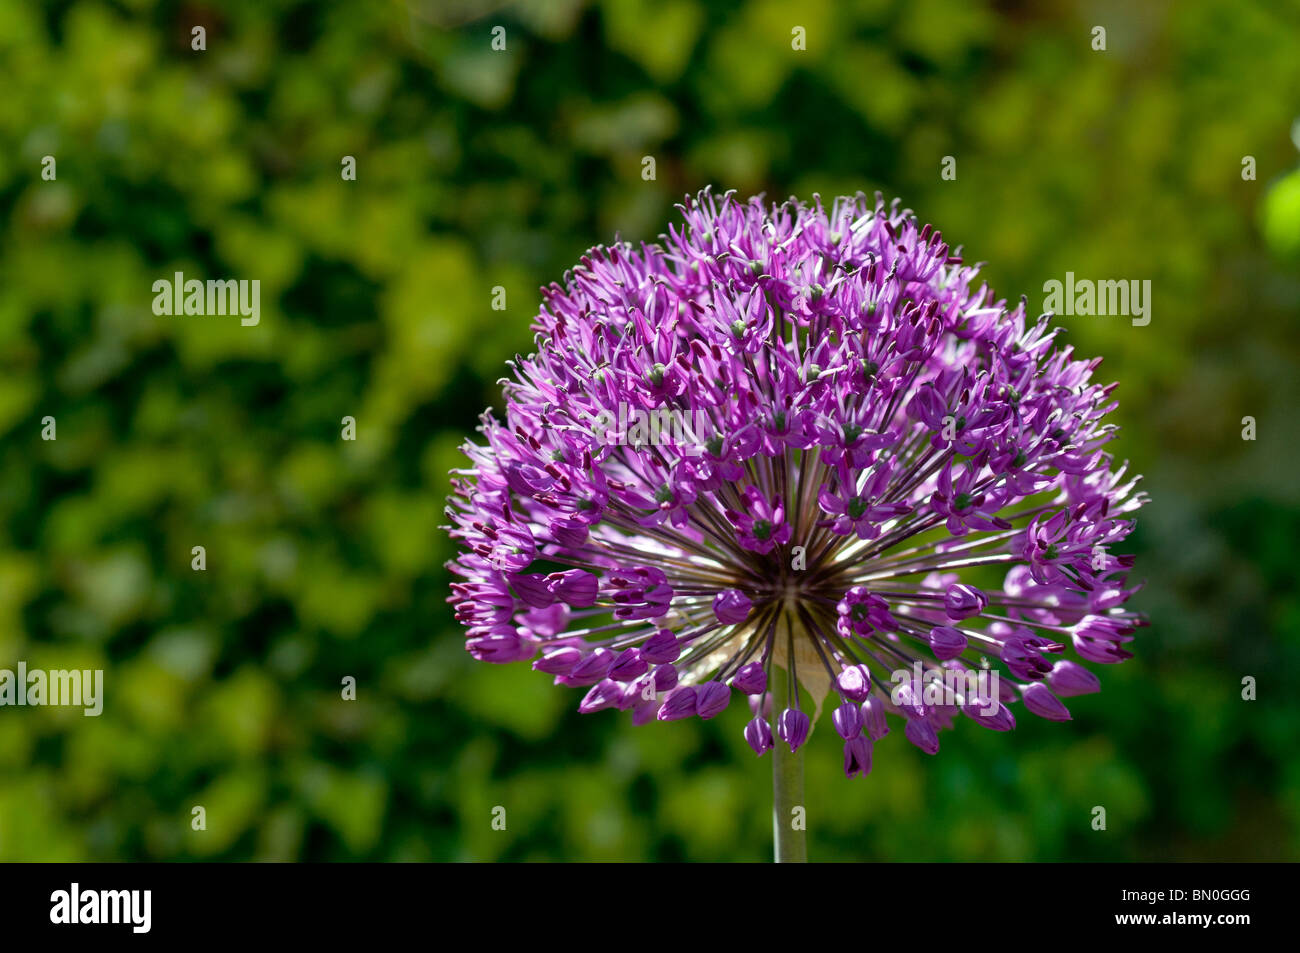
[713,588,753,625]
[446,190,1148,779]
[731,661,767,694]
[745,715,774,756]
[843,736,873,778]
[777,707,812,752]
[1047,659,1101,697]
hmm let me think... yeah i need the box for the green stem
[771,662,807,863]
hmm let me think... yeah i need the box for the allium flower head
[446,189,1148,776]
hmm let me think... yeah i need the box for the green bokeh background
[1,0,1297,861]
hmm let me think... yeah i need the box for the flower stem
[771,663,806,863]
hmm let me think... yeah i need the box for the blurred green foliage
[1,0,1297,861]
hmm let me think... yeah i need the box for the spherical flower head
[446,189,1148,779]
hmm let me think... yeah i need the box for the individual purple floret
[447,189,1148,777]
